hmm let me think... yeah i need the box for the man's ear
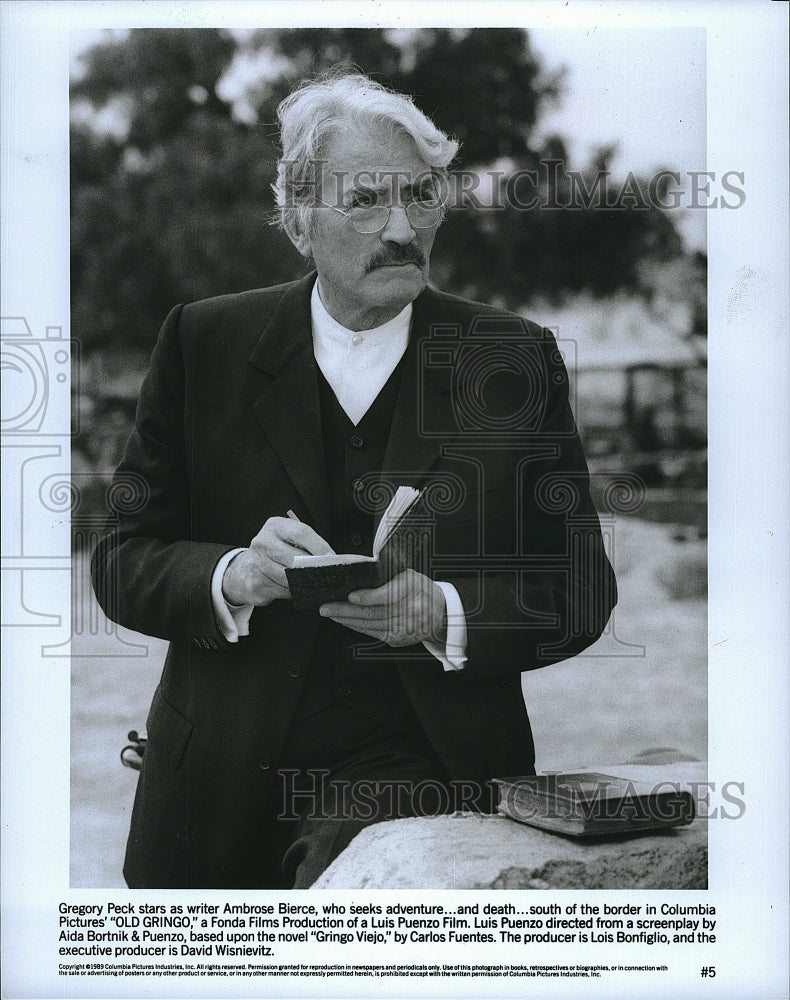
[284,217,312,259]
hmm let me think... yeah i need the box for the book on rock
[286,486,428,610]
[493,772,695,837]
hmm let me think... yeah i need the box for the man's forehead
[319,125,431,187]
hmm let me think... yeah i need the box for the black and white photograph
[68,21,708,891]
[1,2,787,998]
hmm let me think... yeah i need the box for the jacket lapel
[379,286,459,504]
[248,273,331,538]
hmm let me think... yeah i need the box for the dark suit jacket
[92,272,616,887]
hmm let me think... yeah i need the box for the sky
[530,28,705,176]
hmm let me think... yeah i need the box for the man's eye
[416,184,442,206]
[349,191,377,209]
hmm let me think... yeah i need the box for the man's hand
[222,517,334,607]
[319,569,447,647]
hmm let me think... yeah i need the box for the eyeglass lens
[351,202,441,233]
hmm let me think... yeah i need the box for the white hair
[272,71,459,240]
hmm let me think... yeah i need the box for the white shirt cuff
[211,548,254,642]
[422,581,467,672]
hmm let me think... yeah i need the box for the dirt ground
[70,516,706,887]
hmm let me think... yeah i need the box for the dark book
[493,772,695,837]
[286,486,427,610]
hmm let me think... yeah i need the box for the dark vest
[290,357,421,737]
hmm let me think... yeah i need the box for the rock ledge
[313,762,707,890]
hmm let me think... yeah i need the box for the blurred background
[69,27,707,886]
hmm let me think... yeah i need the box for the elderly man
[92,72,616,889]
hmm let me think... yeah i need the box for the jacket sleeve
[441,328,617,680]
[91,304,236,646]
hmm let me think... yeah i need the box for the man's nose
[380,205,416,244]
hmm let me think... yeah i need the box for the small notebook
[493,772,695,837]
[286,486,426,610]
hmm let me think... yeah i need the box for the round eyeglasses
[315,196,443,234]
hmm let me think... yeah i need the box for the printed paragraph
[56,898,716,970]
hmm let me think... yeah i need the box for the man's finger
[319,605,425,643]
[273,518,335,557]
[255,554,290,588]
[248,519,330,570]
[317,612,398,644]
[347,570,413,605]
[319,601,390,620]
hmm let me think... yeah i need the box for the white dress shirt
[210,281,467,670]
